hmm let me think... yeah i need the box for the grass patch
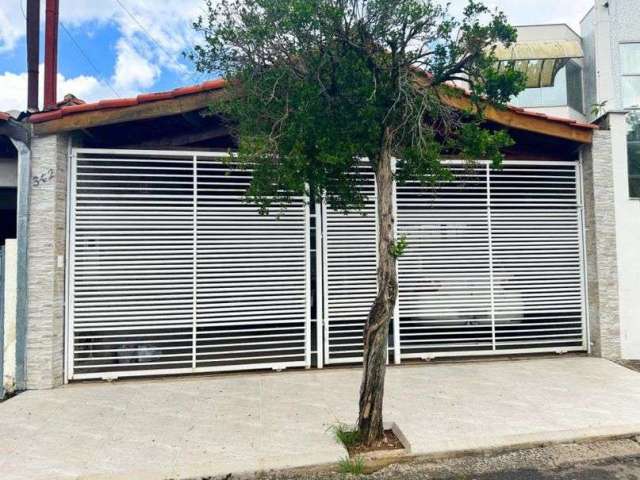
[329,423,361,448]
[338,455,365,475]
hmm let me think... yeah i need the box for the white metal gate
[67,149,310,380]
[322,160,587,362]
[321,163,379,364]
[67,152,586,380]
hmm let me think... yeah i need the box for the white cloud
[0,0,207,110]
[0,0,204,102]
[447,0,594,32]
[57,0,204,83]
[0,64,114,111]
[0,0,597,112]
[112,38,160,92]
[0,0,27,52]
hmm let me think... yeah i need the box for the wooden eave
[32,89,225,137]
[442,93,593,144]
[30,81,594,145]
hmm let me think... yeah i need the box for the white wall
[581,0,640,117]
[3,239,16,392]
[609,113,640,359]
[0,157,17,188]
[516,24,582,43]
[580,1,640,359]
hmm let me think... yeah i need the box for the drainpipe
[9,137,31,391]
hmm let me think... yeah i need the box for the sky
[0,0,595,112]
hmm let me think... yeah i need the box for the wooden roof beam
[32,89,225,136]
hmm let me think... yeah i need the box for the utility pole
[26,0,40,112]
[43,0,59,111]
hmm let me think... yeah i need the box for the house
[1,1,634,393]
[1,73,608,391]
[502,0,640,360]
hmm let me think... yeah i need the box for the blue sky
[0,0,594,112]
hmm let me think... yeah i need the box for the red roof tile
[29,78,227,124]
[27,76,596,132]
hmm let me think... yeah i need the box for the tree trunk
[357,139,398,446]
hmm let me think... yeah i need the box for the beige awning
[494,40,584,88]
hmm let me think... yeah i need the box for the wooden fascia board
[32,83,593,144]
[32,89,225,136]
[441,93,593,144]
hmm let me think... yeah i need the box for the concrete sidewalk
[2,357,640,480]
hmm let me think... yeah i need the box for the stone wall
[582,128,622,359]
[25,133,69,389]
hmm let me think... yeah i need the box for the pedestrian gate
[67,150,587,380]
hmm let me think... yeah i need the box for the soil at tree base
[348,429,404,457]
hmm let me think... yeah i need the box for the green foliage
[329,423,362,447]
[390,234,408,258]
[338,455,366,475]
[591,100,608,118]
[189,0,526,212]
[454,123,515,169]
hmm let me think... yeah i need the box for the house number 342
[32,169,55,187]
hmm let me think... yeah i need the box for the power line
[112,0,202,83]
[113,0,175,63]
[18,0,121,99]
[59,22,122,98]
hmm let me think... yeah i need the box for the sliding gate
[67,149,311,380]
[67,152,587,380]
[322,160,587,363]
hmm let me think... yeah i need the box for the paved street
[2,357,640,480]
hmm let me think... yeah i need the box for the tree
[190,0,525,445]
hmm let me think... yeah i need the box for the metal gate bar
[322,163,386,364]
[397,160,587,360]
[322,159,587,363]
[67,149,311,380]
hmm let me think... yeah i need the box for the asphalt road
[458,455,640,480]
[253,438,640,480]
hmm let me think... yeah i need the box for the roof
[495,40,584,88]
[26,77,596,143]
[29,79,226,124]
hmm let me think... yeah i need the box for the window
[566,61,584,113]
[510,61,583,113]
[627,113,640,198]
[621,43,640,108]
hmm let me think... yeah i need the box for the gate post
[315,196,324,369]
[391,158,401,364]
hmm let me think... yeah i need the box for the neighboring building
[581,0,640,360]
[505,0,640,359]
[507,24,587,123]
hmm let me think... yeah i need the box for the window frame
[620,43,640,109]
[626,113,640,199]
